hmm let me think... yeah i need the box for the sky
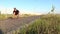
[0,0,60,14]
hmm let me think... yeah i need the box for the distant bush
[20,14,33,17]
[0,14,7,20]
[0,14,13,20]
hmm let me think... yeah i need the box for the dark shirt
[13,10,19,15]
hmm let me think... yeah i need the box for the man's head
[14,8,17,11]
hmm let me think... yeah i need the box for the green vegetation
[20,14,35,17]
[0,14,31,20]
[0,14,60,34]
[12,14,60,34]
[0,14,34,20]
[48,5,55,14]
[0,14,12,20]
[0,14,7,20]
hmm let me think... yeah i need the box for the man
[13,8,19,18]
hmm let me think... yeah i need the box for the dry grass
[12,14,60,34]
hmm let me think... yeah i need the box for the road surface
[0,15,40,34]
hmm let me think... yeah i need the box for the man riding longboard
[13,8,19,18]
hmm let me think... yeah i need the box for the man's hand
[13,12,15,15]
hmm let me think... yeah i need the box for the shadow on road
[0,29,4,34]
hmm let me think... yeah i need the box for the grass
[12,14,60,34]
[0,14,60,34]
[0,14,30,20]
[0,14,33,20]
[0,14,12,20]
[0,14,7,20]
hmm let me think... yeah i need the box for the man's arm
[13,11,15,14]
[13,11,14,14]
[17,10,19,14]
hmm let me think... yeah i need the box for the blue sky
[0,0,60,14]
